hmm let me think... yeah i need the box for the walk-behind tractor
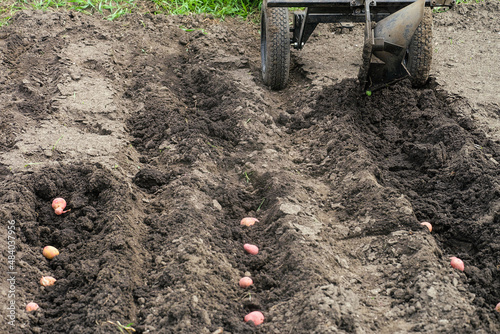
[260,0,454,92]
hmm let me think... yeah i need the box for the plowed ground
[1,2,499,333]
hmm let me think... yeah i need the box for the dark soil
[1,2,499,333]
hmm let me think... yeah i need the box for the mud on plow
[260,0,454,92]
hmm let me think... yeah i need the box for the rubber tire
[406,8,433,87]
[261,4,290,90]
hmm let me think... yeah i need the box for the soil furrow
[1,3,499,333]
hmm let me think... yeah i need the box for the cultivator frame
[261,0,454,91]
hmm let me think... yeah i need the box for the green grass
[0,0,136,24]
[0,0,261,26]
[0,0,496,27]
[106,321,136,333]
[150,0,260,17]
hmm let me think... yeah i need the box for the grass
[0,0,495,27]
[179,24,206,34]
[149,0,260,17]
[243,171,252,183]
[52,135,64,151]
[0,0,136,24]
[0,0,261,26]
[1,0,495,26]
[106,321,136,333]
[256,197,265,212]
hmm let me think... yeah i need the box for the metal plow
[260,0,454,92]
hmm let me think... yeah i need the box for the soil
[1,1,499,333]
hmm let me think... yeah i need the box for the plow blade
[360,0,426,91]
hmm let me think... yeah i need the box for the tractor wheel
[405,8,433,87]
[261,3,290,90]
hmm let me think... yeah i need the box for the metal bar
[297,8,308,47]
[269,0,352,5]
[268,0,452,7]
[268,0,411,5]
[296,8,320,48]
[306,5,408,13]
[303,13,396,23]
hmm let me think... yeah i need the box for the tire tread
[407,8,433,87]
[262,7,290,90]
